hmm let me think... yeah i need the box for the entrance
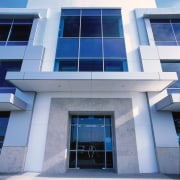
[69,115,113,169]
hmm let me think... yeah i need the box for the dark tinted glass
[0,61,22,87]
[70,125,77,150]
[56,38,79,58]
[9,24,32,41]
[55,59,78,71]
[79,59,103,71]
[59,16,80,37]
[172,23,180,41]
[155,41,177,46]
[103,16,123,37]
[104,38,126,58]
[0,24,11,41]
[80,38,102,57]
[151,23,175,41]
[106,152,113,168]
[81,16,101,37]
[104,59,127,71]
[150,19,170,23]
[69,151,76,168]
[13,19,33,24]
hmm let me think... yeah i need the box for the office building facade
[0,0,179,175]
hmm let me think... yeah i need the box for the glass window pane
[103,16,123,37]
[0,61,22,87]
[70,125,77,150]
[106,152,113,168]
[13,19,33,24]
[9,24,32,41]
[80,38,102,57]
[151,23,175,42]
[69,151,76,168]
[61,9,80,16]
[150,19,170,23]
[78,115,104,125]
[59,16,80,37]
[81,16,101,37]
[104,38,126,58]
[0,24,11,41]
[102,9,121,16]
[56,38,79,58]
[155,41,177,46]
[82,9,101,16]
[172,23,180,41]
[55,59,78,71]
[105,126,112,151]
[104,59,128,72]
[161,62,180,88]
[79,59,103,71]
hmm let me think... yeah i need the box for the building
[0,0,180,175]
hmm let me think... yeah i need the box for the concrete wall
[42,98,139,174]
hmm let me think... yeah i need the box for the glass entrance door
[69,115,113,169]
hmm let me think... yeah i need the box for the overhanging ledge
[6,72,177,92]
[0,93,27,111]
[155,94,180,112]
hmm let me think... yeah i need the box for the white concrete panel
[132,92,158,173]
[4,111,32,146]
[157,46,180,60]
[148,92,179,147]
[140,46,159,60]
[25,93,51,172]
[21,60,42,72]
[24,46,44,60]
[0,46,26,59]
[142,60,162,72]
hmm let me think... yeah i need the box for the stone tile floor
[0,170,179,180]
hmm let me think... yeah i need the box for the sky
[156,0,180,7]
[0,0,27,8]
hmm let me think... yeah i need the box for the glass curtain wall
[54,9,128,72]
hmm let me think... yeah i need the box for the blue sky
[156,0,180,7]
[0,0,27,8]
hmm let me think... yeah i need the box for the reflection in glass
[70,125,77,150]
[172,23,180,41]
[82,9,101,16]
[81,16,101,37]
[161,61,180,89]
[151,23,175,42]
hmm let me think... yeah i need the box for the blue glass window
[172,112,180,145]
[0,112,10,150]
[82,9,101,16]
[103,16,123,37]
[54,59,78,71]
[150,19,180,46]
[59,16,80,37]
[161,61,180,90]
[80,38,102,57]
[56,38,79,58]
[81,16,101,37]
[104,38,126,58]
[79,59,103,71]
[0,19,32,46]
[55,9,127,72]
[104,59,128,72]
[0,61,22,87]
